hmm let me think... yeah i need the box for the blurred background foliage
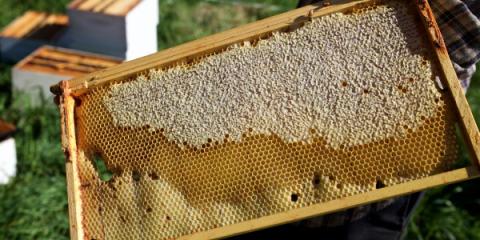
[0,0,478,239]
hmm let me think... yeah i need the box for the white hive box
[0,119,16,185]
[58,0,159,60]
[12,46,121,103]
[0,11,68,63]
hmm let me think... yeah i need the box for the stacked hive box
[0,119,16,185]
[13,46,121,103]
[0,11,68,63]
[58,0,159,60]
[54,0,480,239]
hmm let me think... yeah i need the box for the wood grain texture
[16,46,121,76]
[61,93,84,240]
[415,0,480,168]
[92,0,117,13]
[1,11,68,38]
[69,0,139,15]
[104,0,140,16]
[0,11,45,38]
[78,0,102,11]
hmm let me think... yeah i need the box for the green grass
[0,66,68,239]
[157,0,295,49]
[0,1,479,239]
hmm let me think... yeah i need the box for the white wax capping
[104,2,441,148]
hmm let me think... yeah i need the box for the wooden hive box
[13,46,121,103]
[0,119,16,185]
[58,0,159,60]
[0,11,68,63]
[53,1,480,239]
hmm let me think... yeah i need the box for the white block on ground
[0,138,17,185]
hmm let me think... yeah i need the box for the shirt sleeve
[430,0,480,90]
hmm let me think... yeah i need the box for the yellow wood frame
[55,1,480,239]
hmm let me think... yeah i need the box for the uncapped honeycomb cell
[73,1,459,239]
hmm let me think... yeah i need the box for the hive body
[59,0,159,60]
[0,11,68,63]
[59,1,479,239]
[12,46,120,104]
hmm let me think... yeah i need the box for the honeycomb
[72,1,459,239]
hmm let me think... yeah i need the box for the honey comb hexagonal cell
[61,1,474,239]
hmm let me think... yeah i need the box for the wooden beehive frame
[53,1,480,239]
[0,11,68,62]
[0,11,68,39]
[15,46,121,77]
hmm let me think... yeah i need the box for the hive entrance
[59,0,477,239]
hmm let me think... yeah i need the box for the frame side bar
[60,81,84,240]
[415,0,480,167]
